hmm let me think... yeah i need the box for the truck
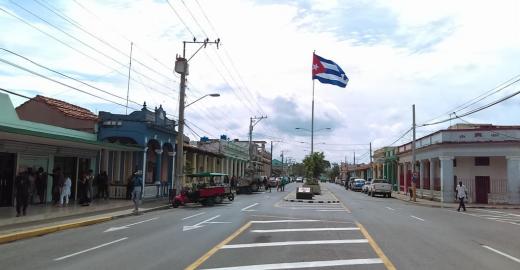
[368,179,392,198]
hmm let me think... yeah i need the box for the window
[475,157,490,166]
[453,159,457,167]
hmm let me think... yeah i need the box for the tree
[328,163,340,180]
[303,152,329,180]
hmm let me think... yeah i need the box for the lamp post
[185,93,220,108]
[295,127,331,154]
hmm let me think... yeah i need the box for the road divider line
[410,215,425,221]
[54,237,128,261]
[357,222,397,270]
[386,207,395,211]
[316,209,346,212]
[199,258,383,270]
[241,203,259,212]
[482,245,520,264]
[184,222,251,270]
[250,219,319,224]
[251,227,360,233]
[182,212,206,220]
[222,239,368,249]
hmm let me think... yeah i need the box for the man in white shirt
[456,181,467,212]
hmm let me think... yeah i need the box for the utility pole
[248,116,267,177]
[280,151,284,176]
[270,141,273,177]
[369,142,373,180]
[125,42,133,115]
[412,104,417,202]
[174,38,220,195]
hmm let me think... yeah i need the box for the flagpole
[311,66,315,155]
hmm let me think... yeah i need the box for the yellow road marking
[185,221,252,270]
[357,222,396,270]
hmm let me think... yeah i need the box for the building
[195,137,248,177]
[16,95,98,133]
[397,123,520,204]
[0,93,138,206]
[347,163,372,180]
[383,147,398,191]
[98,103,178,198]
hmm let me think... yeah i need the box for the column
[203,155,208,172]
[142,148,148,192]
[397,163,401,192]
[192,153,197,174]
[429,158,435,198]
[241,161,245,176]
[419,160,425,198]
[169,151,175,191]
[404,162,409,194]
[227,158,232,175]
[439,156,454,203]
[155,149,163,183]
[233,159,237,177]
[213,157,217,172]
[220,158,224,173]
[506,156,520,204]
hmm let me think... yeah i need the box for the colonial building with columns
[196,137,249,178]
[98,103,178,198]
[397,124,520,204]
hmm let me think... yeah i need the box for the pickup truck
[368,179,392,198]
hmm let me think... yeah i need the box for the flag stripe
[322,62,340,72]
[314,74,348,88]
[322,69,344,78]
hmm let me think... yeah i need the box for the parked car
[351,179,366,191]
[296,176,303,182]
[362,180,372,193]
[368,179,392,197]
[346,177,357,190]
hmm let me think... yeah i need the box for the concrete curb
[392,195,520,209]
[0,204,170,245]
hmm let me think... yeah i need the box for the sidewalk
[392,192,520,209]
[283,183,340,203]
[0,198,170,244]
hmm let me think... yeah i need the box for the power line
[165,0,196,37]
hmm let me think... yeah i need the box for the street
[1,182,519,270]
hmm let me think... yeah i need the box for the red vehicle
[172,173,234,208]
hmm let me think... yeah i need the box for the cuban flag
[312,53,348,88]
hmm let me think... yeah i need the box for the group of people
[14,167,111,216]
[262,176,287,193]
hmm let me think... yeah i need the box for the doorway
[0,153,15,207]
[475,176,490,204]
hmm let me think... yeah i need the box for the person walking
[15,170,30,217]
[281,177,286,192]
[131,170,143,214]
[456,181,468,212]
[60,176,72,206]
[79,173,90,206]
[86,170,95,201]
[263,177,271,192]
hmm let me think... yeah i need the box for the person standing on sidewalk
[15,169,30,217]
[35,167,46,204]
[97,171,109,200]
[131,170,143,214]
[60,176,72,207]
[86,170,95,201]
[456,181,468,212]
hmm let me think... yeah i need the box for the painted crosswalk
[454,209,520,226]
[189,218,392,270]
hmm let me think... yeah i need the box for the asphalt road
[0,182,519,270]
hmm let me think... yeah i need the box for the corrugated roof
[29,95,98,120]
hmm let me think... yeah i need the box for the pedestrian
[126,169,136,200]
[263,177,270,192]
[131,170,143,214]
[26,167,36,204]
[281,177,286,192]
[14,169,30,217]
[97,171,109,200]
[79,173,90,206]
[410,172,418,201]
[86,169,95,201]
[60,176,72,207]
[35,167,46,204]
[456,181,467,212]
[230,176,236,191]
[50,168,65,206]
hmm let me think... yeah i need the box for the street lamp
[185,93,220,108]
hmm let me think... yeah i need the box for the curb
[0,204,170,245]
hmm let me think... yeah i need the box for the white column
[439,156,454,203]
[213,157,217,172]
[429,158,435,198]
[506,156,520,204]
[203,155,208,172]
[419,160,425,198]
[220,158,224,173]
[227,158,231,175]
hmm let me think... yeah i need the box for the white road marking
[199,258,383,270]
[482,245,520,264]
[222,239,368,249]
[241,203,259,212]
[315,209,346,212]
[54,237,128,261]
[410,215,425,221]
[183,215,221,231]
[251,227,360,233]
[386,207,395,211]
[474,209,520,217]
[104,217,158,232]
[251,219,319,224]
[182,212,206,220]
[289,207,342,210]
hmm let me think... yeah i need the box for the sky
[1,0,519,164]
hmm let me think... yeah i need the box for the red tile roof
[31,95,98,121]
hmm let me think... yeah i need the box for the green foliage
[303,152,330,181]
[328,163,340,179]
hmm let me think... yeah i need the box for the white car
[296,176,303,182]
[368,179,392,198]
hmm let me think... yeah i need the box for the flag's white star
[312,64,319,70]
